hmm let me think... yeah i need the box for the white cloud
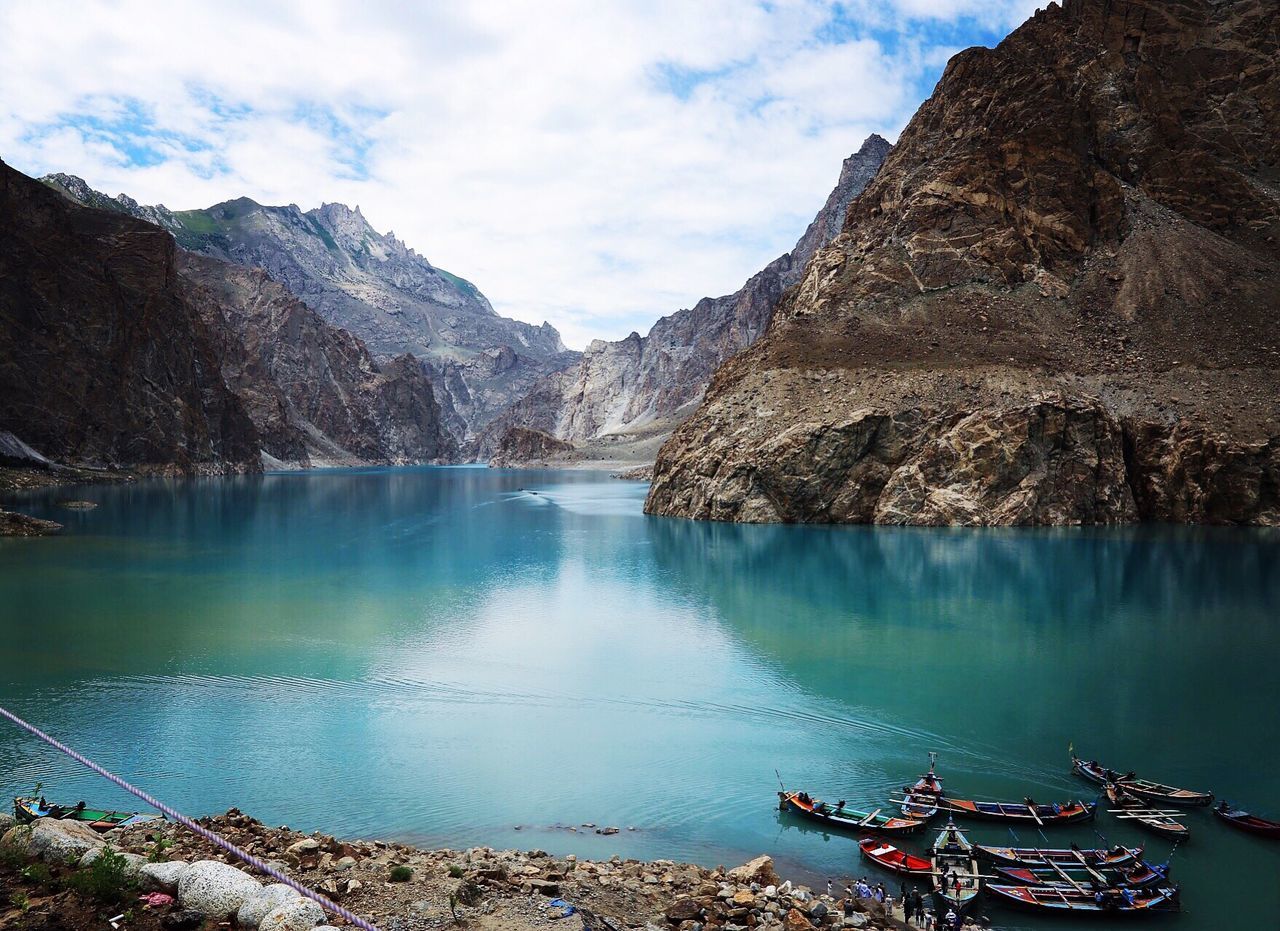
[0,0,1044,349]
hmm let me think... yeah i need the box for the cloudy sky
[1,0,1043,349]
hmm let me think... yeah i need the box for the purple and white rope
[0,705,382,931]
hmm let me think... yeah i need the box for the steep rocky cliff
[0,158,260,473]
[475,136,892,460]
[488,427,575,468]
[41,175,579,442]
[179,254,456,467]
[648,0,1280,525]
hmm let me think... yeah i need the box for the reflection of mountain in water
[647,517,1280,768]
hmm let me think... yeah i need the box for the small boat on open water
[930,820,981,915]
[778,791,924,835]
[14,796,163,832]
[1072,755,1213,807]
[974,843,1144,869]
[987,883,1180,915]
[1106,782,1189,840]
[858,838,932,876]
[1213,801,1280,839]
[935,796,1096,825]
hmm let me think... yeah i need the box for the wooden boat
[994,860,1170,889]
[778,792,924,835]
[858,838,932,876]
[974,843,1144,869]
[13,797,163,832]
[1072,755,1213,807]
[930,820,981,915]
[1106,783,1189,840]
[1213,802,1280,839]
[901,752,942,821]
[935,796,1096,825]
[987,883,1180,915]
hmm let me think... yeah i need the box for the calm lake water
[2,467,1278,929]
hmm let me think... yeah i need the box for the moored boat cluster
[778,751,1279,926]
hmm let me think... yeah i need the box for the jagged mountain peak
[36,170,577,443]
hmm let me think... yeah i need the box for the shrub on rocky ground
[65,846,138,905]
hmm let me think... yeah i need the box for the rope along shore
[0,704,383,931]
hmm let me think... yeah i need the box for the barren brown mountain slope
[647,0,1280,526]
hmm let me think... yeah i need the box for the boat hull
[987,883,1180,916]
[858,839,932,876]
[1213,807,1280,839]
[994,862,1169,889]
[13,797,162,833]
[974,844,1143,869]
[1072,757,1212,807]
[778,793,923,836]
[936,797,1096,825]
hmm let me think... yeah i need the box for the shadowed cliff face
[647,0,1280,526]
[474,136,892,460]
[179,254,457,467]
[0,159,260,474]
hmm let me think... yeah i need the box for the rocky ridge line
[41,173,581,444]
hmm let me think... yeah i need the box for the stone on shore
[177,860,263,917]
[237,883,302,928]
[727,855,778,887]
[259,899,325,931]
[29,817,103,862]
[0,813,14,832]
[140,860,191,892]
[784,907,815,931]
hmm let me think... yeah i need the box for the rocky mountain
[1,158,259,474]
[487,427,574,468]
[474,135,892,460]
[2,158,455,473]
[647,0,1280,526]
[41,174,579,442]
[179,254,456,467]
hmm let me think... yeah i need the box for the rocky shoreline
[0,809,914,931]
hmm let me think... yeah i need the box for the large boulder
[727,855,778,887]
[259,899,325,931]
[177,860,263,917]
[1,824,32,853]
[237,884,302,929]
[140,860,191,893]
[29,817,103,863]
[784,909,815,931]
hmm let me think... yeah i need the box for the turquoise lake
[1,466,1278,929]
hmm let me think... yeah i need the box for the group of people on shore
[826,878,986,931]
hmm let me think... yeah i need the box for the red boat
[858,838,932,876]
[1214,802,1280,839]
